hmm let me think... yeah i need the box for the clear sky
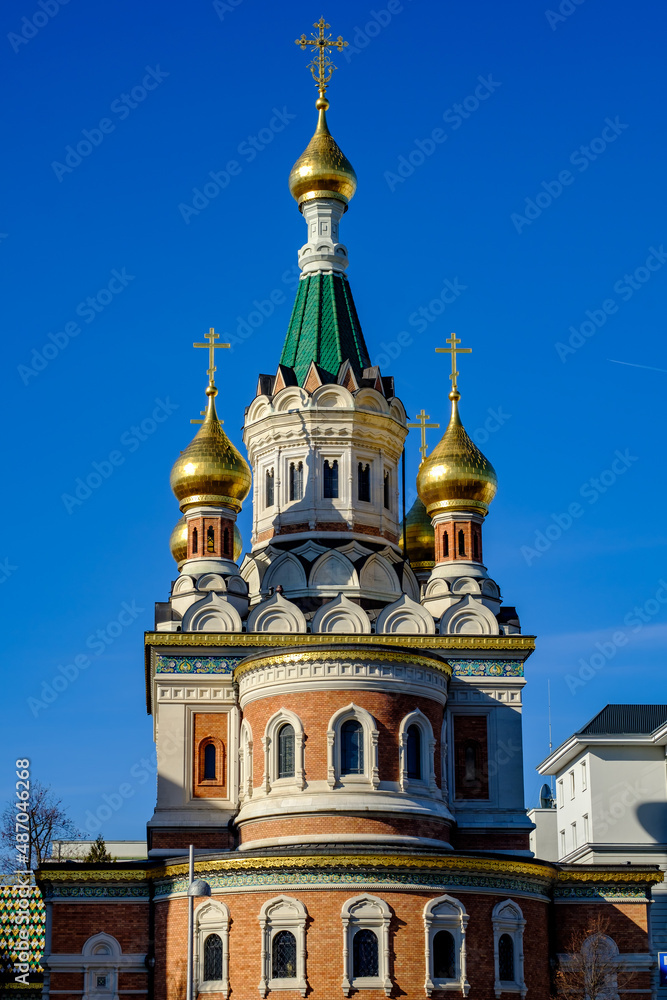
[3,0,666,840]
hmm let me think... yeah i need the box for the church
[37,19,661,1000]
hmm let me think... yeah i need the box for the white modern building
[535,704,667,995]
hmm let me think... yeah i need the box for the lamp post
[186,844,211,1000]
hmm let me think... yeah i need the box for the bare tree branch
[0,780,82,878]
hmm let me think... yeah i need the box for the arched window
[358,462,371,502]
[192,526,198,554]
[353,929,379,978]
[443,530,449,557]
[383,470,391,510]
[278,724,295,779]
[271,930,297,979]
[407,725,422,780]
[203,743,216,781]
[433,930,455,979]
[424,895,469,994]
[223,527,230,555]
[473,531,479,560]
[259,896,308,995]
[265,468,274,507]
[458,529,466,556]
[323,459,339,498]
[289,461,303,501]
[207,525,215,552]
[492,899,526,993]
[498,934,514,981]
[203,933,222,981]
[341,719,364,775]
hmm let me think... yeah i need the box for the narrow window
[352,929,378,978]
[358,462,371,502]
[271,930,297,979]
[341,719,364,775]
[407,724,421,780]
[571,821,577,848]
[265,468,274,507]
[458,529,465,556]
[383,470,391,510]
[433,929,455,979]
[559,829,565,856]
[223,527,230,556]
[289,461,303,501]
[498,934,514,981]
[557,780,564,807]
[443,530,449,557]
[192,526,198,554]
[581,760,587,790]
[277,723,295,779]
[569,771,575,798]
[207,525,215,552]
[464,741,478,782]
[473,531,479,560]
[323,459,339,498]
[203,743,216,781]
[204,933,223,981]
[583,813,589,841]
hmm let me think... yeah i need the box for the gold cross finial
[193,327,230,388]
[407,409,440,464]
[435,332,472,392]
[295,16,348,97]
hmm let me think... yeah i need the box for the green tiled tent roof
[279,272,371,385]
[0,885,44,975]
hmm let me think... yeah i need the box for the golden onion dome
[169,516,188,569]
[169,516,242,567]
[417,390,498,516]
[288,97,357,208]
[170,387,251,513]
[400,496,435,569]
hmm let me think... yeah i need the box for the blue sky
[3,0,666,839]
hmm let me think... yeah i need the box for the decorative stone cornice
[145,633,535,652]
[233,646,452,680]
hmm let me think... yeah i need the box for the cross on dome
[193,327,230,389]
[407,410,440,464]
[435,333,472,393]
[295,17,349,98]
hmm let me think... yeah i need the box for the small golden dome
[169,516,242,568]
[288,99,357,208]
[169,516,188,569]
[417,391,498,516]
[400,496,435,568]
[170,389,251,513]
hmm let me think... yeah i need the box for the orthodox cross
[193,327,230,387]
[407,409,440,464]
[435,332,472,392]
[295,17,348,96]
[191,327,229,423]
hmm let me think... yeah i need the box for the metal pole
[186,844,194,1000]
[401,447,407,555]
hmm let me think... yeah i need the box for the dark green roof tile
[279,272,371,385]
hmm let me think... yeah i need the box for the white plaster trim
[423,894,470,997]
[341,894,392,997]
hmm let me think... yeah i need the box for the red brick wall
[148,828,233,851]
[48,901,150,1000]
[238,814,451,845]
[193,712,228,799]
[155,889,551,1000]
[453,714,489,799]
[241,688,445,789]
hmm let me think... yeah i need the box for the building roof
[578,704,667,736]
[538,703,667,775]
[279,271,371,385]
[0,884,44,975]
